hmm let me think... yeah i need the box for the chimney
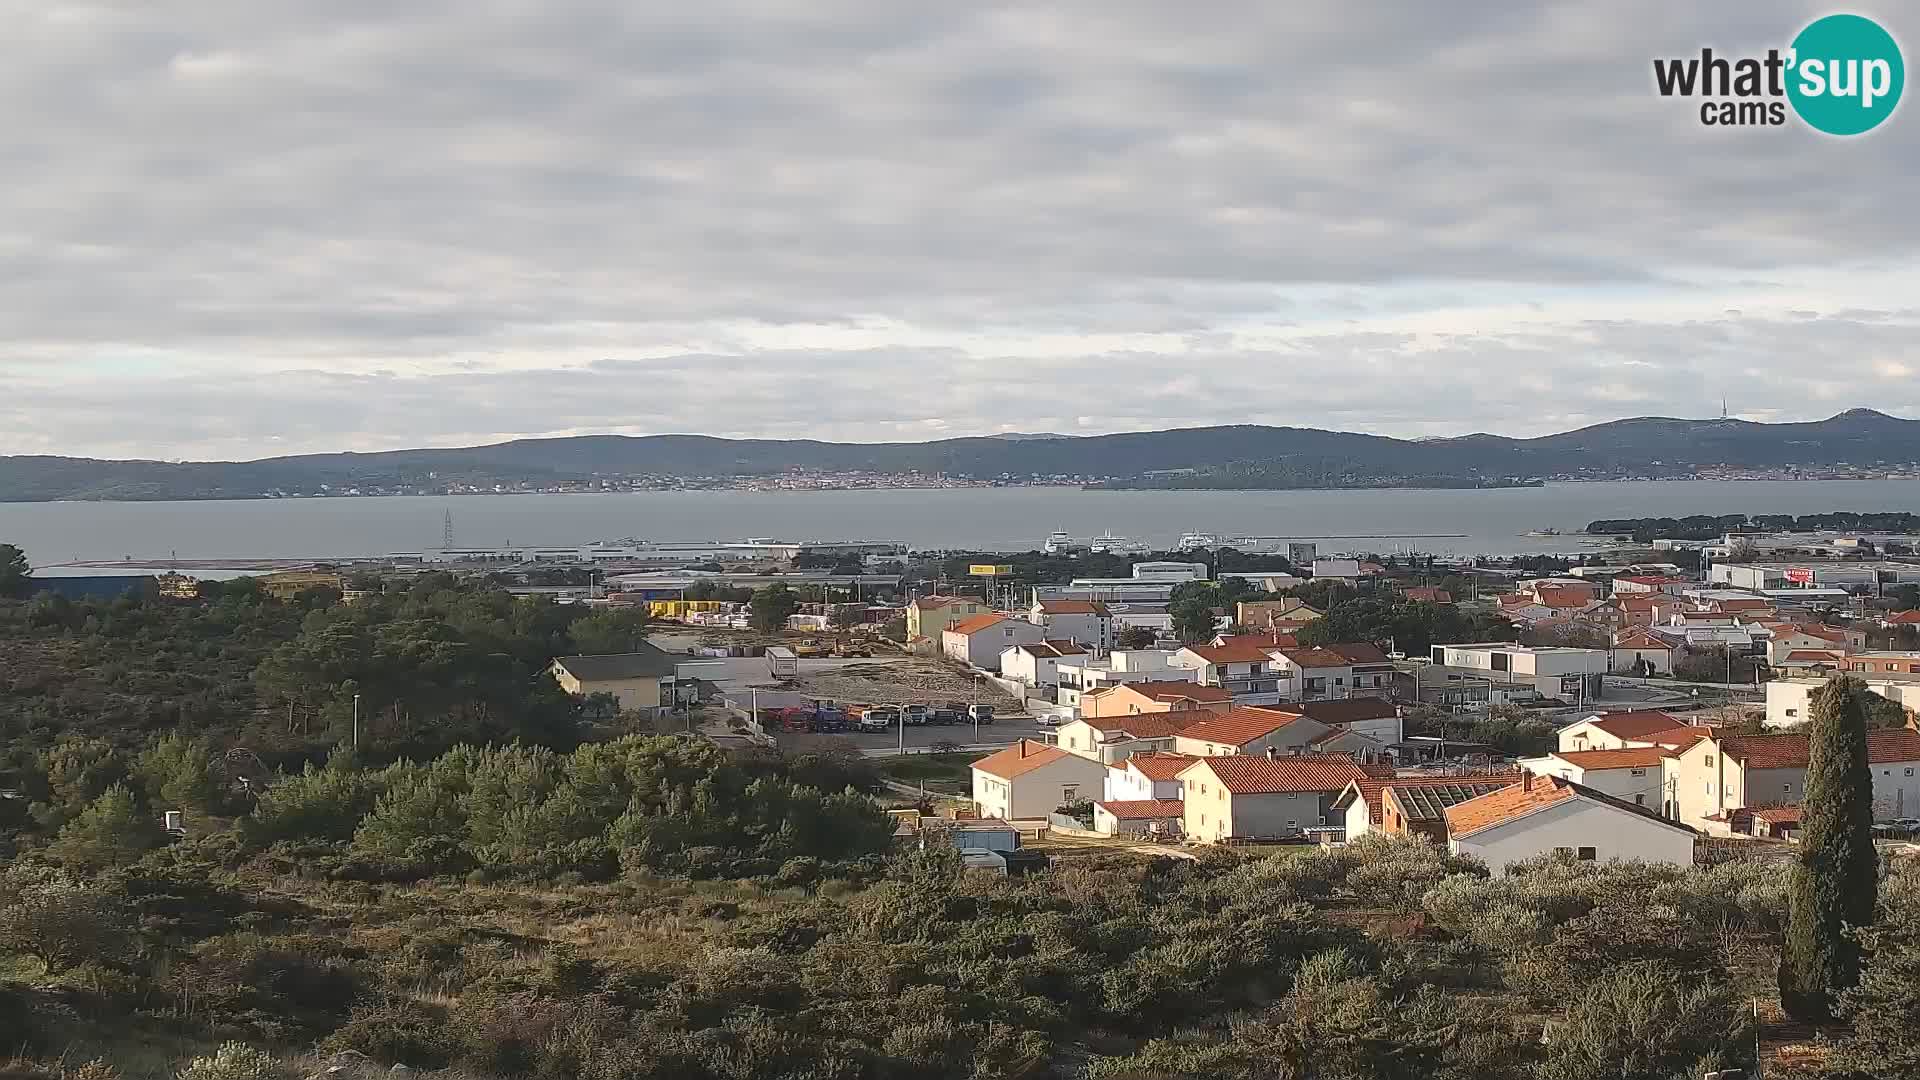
[1266,745,1278,760]
[1020,740,1032,757]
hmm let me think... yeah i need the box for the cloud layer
[4,0,1919,458]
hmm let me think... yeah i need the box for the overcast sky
[4,1,1918,460]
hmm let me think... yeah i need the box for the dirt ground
[791,659,1013,705]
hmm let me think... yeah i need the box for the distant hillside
[3,410,1919,501]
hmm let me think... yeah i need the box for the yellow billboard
[969,564,1014,576]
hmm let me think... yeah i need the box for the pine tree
[48,784,166,871]
[1780,676,1880,1021]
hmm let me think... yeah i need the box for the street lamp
[352,693,361,751]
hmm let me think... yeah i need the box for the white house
[1765,675,1920,728]
[1517,747,1669,809]
[1268,698,1404,745]
[1334,772,1523,842]
[1555,710,1687,753]
[1442,773,1698,874]
[1056,712,1204,764]
[942,614,1046,671]
[1429,643,1607,701]
[970,740,1108,820]
[1056,650,1191,707]
[1266,644,1396,702]
[1102,751,1195,802]
[1662,727,1920,830]
[1609,629,1679,675]
[1091,799,1186,837]
[1028,599,1116,651]
[999,640,1090,688]
[1171,641,1288,705]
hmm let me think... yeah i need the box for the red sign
[1785,567,1815,584]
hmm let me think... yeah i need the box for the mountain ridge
[2,410,1916,501]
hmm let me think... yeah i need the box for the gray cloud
[3,0,1918,457]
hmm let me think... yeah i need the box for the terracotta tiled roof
[1780,649,1847,663]
[1176,707,1312,747]
[1184,754,1369,795]
[1548,747,1671,770]
[1271,698,1399,726]
[1886,610,1920,625]
[1403,588,1453,604]
[1014,640,1087,658]
[1093,680,1232,704]
[1641,725,1716,751]
[1538,591,1592,609]
[1581,710,1683,740]
[1325,642,1392,665]
[1751,806,1802,824]
[1279,646,1356,669]
[1793,624,1851,643]
[1444,772,1694,839]
[947,613,1009,635]
[1334,770,1524,825]
[1126,752,1199,781]
[971,740,1075,780]
[1718,728,1920,769]
[1612,629,1672,650]
[1213,632,1301,651]
[1078,713,1202,739]
[1617,595,1661,611]
[1036,600,1112,616]
[1185,642,1283,664]
[1094,798,1185,820]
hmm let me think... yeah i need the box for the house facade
[1028,599,1116,651]
[1078,680,1233,719]
[1443,773,1698,874]
[1178,755,1369,842]
[999,640,1089,688]
[1172,708,1332,758]
[1335,772,1522,842]
[550,647,680,716]
[1055,713,1200,764]
[970,740,1108,820]
[942,614,1046,670]
[907,595,989,640]
[1518,747,1669,809]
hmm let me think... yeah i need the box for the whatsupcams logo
[1653,13,1903,134]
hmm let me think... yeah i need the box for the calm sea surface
[8,480,1920,568]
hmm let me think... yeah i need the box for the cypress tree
[1779,676,1880,1021]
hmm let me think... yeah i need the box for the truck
[967,703,996,725]
[929,705,962,726]
[901,703,930,727]
[765,646,798,678]
[855,705,896,733]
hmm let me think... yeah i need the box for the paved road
[773,715,1053,756]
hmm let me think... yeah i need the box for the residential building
[907,595,988,640]
[1335,772,1523,842]
[1211,630,1300,650]
[1443,773,1698,874]
[1172,708,1332,758]
[1178,755,1371,842]
[999,640,1090,688]
[1056,712,1204,764]
[1402,587,1454,605]
[1261,697,1404,744]
[971,740,1107,820]
[1611,575,1690,596]
[1556,710,1686,752]
[1518,747,1669,809]
[1880,609,1920,629]
[1764,675,1920,727]
[1428,643,1606,701]
[1610,628,1679,675]
[1663,727,1920,829]
[1055,651,1194,708]
[1028,599,1116,651]
[1102,751,1196,802]
[1171,641,1288,704]
[550,646,680,716]
[1079,679,1233,719]
[942,614,1046,670]
[1845,651,1920,677]
[1235,598,1324,631]
[1763,623,1861,664]
[1262,644,1394,702]
[1311,558,1362,582]
[1091,798,1186,837]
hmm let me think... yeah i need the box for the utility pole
[352,693,361,751]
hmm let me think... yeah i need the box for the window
[1061,786,1077,802]
[1907,768,1916,777]
[1785,784,1793,793]
[1577,847,1597,861]
[1635,793,1646,806]
[1553,846,1573,857]
[1704,754,1714,766]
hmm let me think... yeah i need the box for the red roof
[1124,752,1199,781]
[1184,754,1369,795]
[1781,650,1847,664]
[1078,713,1203,739]
[1279,646,1357,669]
[1185,642,1282,664]
[1036,599,1112,616]
[1580,710,1683,740]
[1175,707,1312,747]
[1444,772,1691,839]
[1336,771,1525,824]
[1886,610,1920,625]
[1548,747,1671,769]
[1612,629,1672,650]
[1213,632,1300,651]
[1717,728,1920,769]
[947,613,1009,636]
[1403,587,1454,604]
[1097,680,1233,704]
[1538,592,1594,609]
[1325,642,1391,665]
[971,740,1076,780]
[1094,799,1185,820]
[1751,806,1803,824]
[1641,725,1716,751]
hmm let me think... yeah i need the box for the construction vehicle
[854,705,897,733]
[967,703,996,725]
[902,703,930,727]
[929,705,962,726]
